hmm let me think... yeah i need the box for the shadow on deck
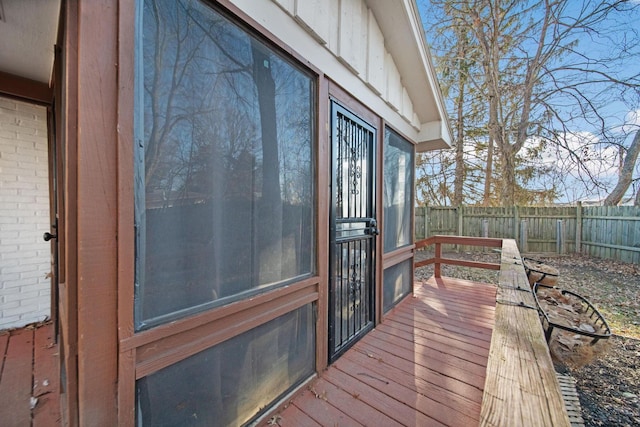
[262,236,572,427]
[261,276,496,426]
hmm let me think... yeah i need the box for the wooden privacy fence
[415,205,640,264]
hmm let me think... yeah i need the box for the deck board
[32,324,62,427]
[0,327,34,427]
[307,377,404,427]
[0,323,61,427]
[354,340,484,404]
[342,349,481,423]
[263,276,497,426]
[323,364,446,427]
[291,387,362,427]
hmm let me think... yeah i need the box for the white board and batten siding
[0,97,51,330]
[230,0,450,150]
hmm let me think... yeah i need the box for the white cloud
[540,131,619,180]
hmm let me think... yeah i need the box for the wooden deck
[0,322,61,427]
[261,276,497,426]
[0,240,570,426]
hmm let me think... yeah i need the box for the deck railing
[414,235,503,277]
[414,235,572,427]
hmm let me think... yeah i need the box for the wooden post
[575,202,582,255]
[434,241,442,278]
[75,0,119,423]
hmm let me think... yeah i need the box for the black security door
[329,102,377,362]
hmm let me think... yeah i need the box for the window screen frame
[117,2,325,425]
[133,0,318,331]
[382,126,415,254]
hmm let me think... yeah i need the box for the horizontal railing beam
[415,235,503,250]
[414,235,503,277]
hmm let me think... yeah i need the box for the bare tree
[423,0,640,205]
[604,130,640,205]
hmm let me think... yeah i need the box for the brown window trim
[327,80,379,129]
[382,245,415,270]
[119,0,325,368]
[120,277,319,378]
[115,0,329,423]
[0,71,53,106]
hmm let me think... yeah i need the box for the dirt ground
[415,250,640,426]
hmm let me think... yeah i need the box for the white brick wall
[0,96,51,330]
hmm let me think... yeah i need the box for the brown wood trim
[374,114,384,326]
[411,145,417,293]
[414,258,435,268]
[116,0,136,344]
[75,0,119,424]
[382,246,415,270]
[416,235,503,250]
[46,108,58,330]
[121,277,319,352]
[54,16,66,288]
[315,73,330,373]
[415,257,500,271]
[0,71,52,105]
[117,349,136,427]
[117,0,136,425]
[327,79,379,128]
[59,0,79,424]
[135,286,319,379]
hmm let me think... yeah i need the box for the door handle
[44,232,57,241]
[366,219,379,236]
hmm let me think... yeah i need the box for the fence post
[513,206,520,244]
[520,220,528,253]
[575,202,582,254]
[556,220,566,254]
[424,206,430,239]
[457,206,464,252]
[434,241,442,278]
[482,219,489,253]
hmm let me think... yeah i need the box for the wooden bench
[480,239,570,426]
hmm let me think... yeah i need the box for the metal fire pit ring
[533,282,612,345]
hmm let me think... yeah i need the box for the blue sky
[416,0,640,203]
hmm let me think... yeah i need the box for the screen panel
[134,0,316,329]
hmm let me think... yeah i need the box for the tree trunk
[251,40,283,283]
[453,69,466,206]
[603,131,640,206]
[482,136,494,206]
[499,142,516,206]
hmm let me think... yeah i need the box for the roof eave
[367,0,452,149]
